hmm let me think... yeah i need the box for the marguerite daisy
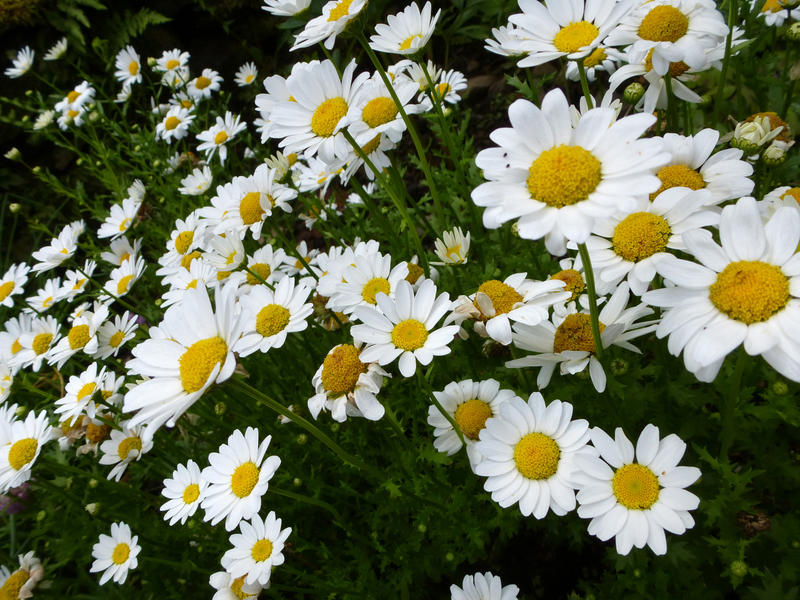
[433,227,470,265]
[220,510,291,586]
[0,410,52,492]
[90,522,141,584]
[154,49,190,86]
[450,571,519,600]
[54,362,107,424]
[291,0,367,50]
[369,1,441,55]
[4,46,33,79]
[187,68,223,100]
[209,571,263,599]
[113,45,142,88]
[197,111,246,165]
[156,106,195,143]
[0,263,30,308]
[99,423,152,481]
[161,459,208,525]
[96,311,139,359]
[103,256,146,299]
[0,552,44,599]
[234,62,258,87]
[10,316,60,372]
[43,37,68,61]
[48,302,109,368]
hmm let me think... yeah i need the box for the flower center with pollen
[513,432,560,480]
[651,164,705,200]
[182,483,200,504]
[256,304,291,337]
[0,281,14,301]
[231,461,259,498]
[86,423,111,443]
[551,269,585,301]
[362,277,391,304]
[454,399,493,440]
[8,438,38,470]
[195,75,211,90]
[475,280,523,316]
[311,97,348,137]
[182,251,202,270]
[230,576,254,599]
[553,21,600,53]
[68,324,91,349]
[67,90,80,103]
[391,319,428,351]
[612,212,671,263]
[584,47,607,68]
[362,97,398,129]
[118,436,142,460]
[0,569,30,598]
[166,59,180,70]
[164,116,181,130]
[77,382,96,401]
[179,336,228,393]
[638,5,689,42]
[328,0,353,21]
[32,333,53,355]
[117,275,134,295]
[239,192,264,225]
[643,48,690,77]
[128,61,139,76]
[214,131,229,145]
[553,313,604,353]
[400,33,423,50]
[109,331,125,347]
[709,261,790,324]
[175,231,194,255]
[246,263,271,285]
[112,543,130,565]
[612,463,660,509]
[406,263,424,284]
[251,539,274,562]
[761,0,783,12]
[527,145,602,208]
[321,344,368,395]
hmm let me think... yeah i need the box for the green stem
[576,59,594,109]
[418,370,465,447]
[664,73,676,132]
[713,0,737,128]
[720,348,746,460]
[270,486,343,522]
[8,514,15,557]
[577,242,604,362]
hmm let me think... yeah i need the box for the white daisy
[48,302,109,368]
[279,240,320,277]
[0,314,32,371]
[428,68,468,105]
[43,37,68,61]
[10,316,60,372]
[0,551,44,599]
[179,165,214,196]
[161,459,208,525]
[575,425,701,555]
[345,74,421,148]
[33,109,55,130]
[759,186,800,219]
[197,111,246,165]
[161,257,218,308]
[99,423,153,481]
[328,251,408,315]
[262,0,311,16]
[157,213,209,277]
[369,2,441,55]
[90,522,141,584]
[114,45,142,88]
[98,196,142,241]
[54,81,95,114]
[96,311,139,359]
[0,263,29,308]
[100,236,141,267]
[564,46,620,82]
[156,106,195,143]
[450,571,519,600]
[154,49,190,87]
[201,427,281,531]
[221,510,291,586]
[103,256,146,299]
[291,0,368,50]
[4,46,34,79]
[59,259,97,301]
[241,245,288,291]
[203,232,246,276]
[54,362,107,424]
[31,221,83,273]
[187,68,223,100]
[0,409,52,492]
[234,62,258,87]
[754,0,799,26]
[209,571,264,599]
[0,362,12,403]
[433,227,470,265]
[23,277,63,314]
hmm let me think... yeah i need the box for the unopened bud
[296,433,308,445]
[88,478,98,488]
[88,111,100,122]
[787,22,800,41]
[36,510,46,521]
[31,165,41,174]
[730,560,748,578]
[417,523,427,533]
[85,502,100,516]
[147,57,157,67]
[293,477,302,487]
[610,358,628,376]
[445,552,454,562]
[772,381,789,395]
[214,401,227,416]
[4,147,20,161]
[763,143,788,165]
[624,82,645,105]
[8,203,21,213]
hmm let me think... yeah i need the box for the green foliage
[106,8,171,48]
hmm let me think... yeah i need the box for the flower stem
[576,59,594,109]
[270,486,343,522]
[577,242,604,362]
[664,73,676,131]
[418,370,465,447]
[713,0,737,127]
[720,347,746,460]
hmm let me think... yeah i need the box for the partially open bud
[624,82,645,105]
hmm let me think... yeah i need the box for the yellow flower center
[109,330,125,348]
[584,46,607,68]
[391,319,428,351]
[182,483,200,504]
[166,59,180,70]
[67,109,79,119]
[361,134,382,155]
[781,187,800,203]
[321,344,367,395]
[214,130,229,145]
[128,61,139,76]
[762,0,784,12]
[256,304,291,338]
[112,543,130,565]
[11,338,21,354]
[454,399,493,441]
[246,263,271,285]
[612,463,660,509]
[0,569,30,599]
[118,217,131,232]
[174,230,193,255]
[362,97,398,129]
[77,382,96,401]
[527,145,602,208]
[638,5,689,42]
[551,269,585,301]
[186,279,198,289]
[67,90,80,103]
[230,576,253,599]
[362,277,391,304]
[32,333,53,355]
[86,422,111,443]
[179,336,228,393]
[68,324,91,349]
[239,192,264,225]
[181,251,202,270]
[42,296,53,308]
[328,0,353,21]
[406,263,424,284]
[245,74,254,83]
[118,436,142,460]
[0,281,14,301]
[117,274,134,295]
[311,97,348,137]
[164,116,181,131]
[553,313,604,353]
[251,538,274,562]
[709,261,790,324]
[643,48,690,76]
[119,252,131,264]
[475,280,523,316]
[612,212,671,263]
[8,438,38,470]
[400,33,423,50]
[435,82,450,97]
[195,75,212,90]
[553,21,600,53]
[231,461,259,498]
[513,432,560,480]
[181,99,193,109]
[651,163,706,200]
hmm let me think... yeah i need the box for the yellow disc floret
[475,280,523,316]
[117,275,134,295]
[709,260,790,324]
[164,116,180,131]
[406,263,424,284]
[454,399,493,441]
[553,21,600,53]
[513,432,560,480]
[651,164,705,200]
[362,97,398,129]
[112,543,130,565]
[68,324,91,350]
[400,33,423,50]
[67,90,80,103]
[781,187,800,204]
[86,423,111,443]
[0,281,14,302]
[181,251,202,270]
[391,319,428,351]
[638,5,690,42]
[311,97,348,137]
[362,277,391,304]
[32,333,53,355]
[230,576,255,599]
[256,304,291,338]
[0,569,30,599]
[109,330,125,348]
[761,0,784,12]
[214,130,229,145]
[246,263,271,286]
[553,313,604,353]
[182,483,200,504]
[118,436,142,460]
[8,438,38,470]
[551,269,585,301]
[77,382,96,401]
[612,212,671,262]
[175,231,194,255]
[328,0,353,21]
[178,336,228,393]
[165,59,180,70]
[584,47,607,68]
[128,61,139,76]
[239,192,264,225]
[195,75,211,90]
[231,461,259,498]
[527,145,602,208]
[612,463,660,509]
[251,538,274,562]
[321,344,368,395]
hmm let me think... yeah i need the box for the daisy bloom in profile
[187,68,223,100]
[201,427,281,531]
[156,106,195,143]
[124,283,245,439]
[369,1,441,55]
[645,197,800,382]
[96,311,139,359]
[263,0,310,16]
[428,379,520,469]
[429,68,468,105]
[179,166,213,196]
[352,279,460,377]
[90,522,141,585]
[753,0,799,27]
[575,425,701,555]
[308,342,389,422]
[101,236,141,267]
[104,256,146,299]
[114,45,142,88]
[154,48,190,86]
[98,194,142,240]
[291,0,367,50]
[234,62,258,87]
[0,263,29,308]
[59,259,97,301]
[472,89,668,255]
[44,38,67,61]
[11,316,60,372]
[99,423,152,481]
[221,511,291,586]
[0,410,52,492]
[0,552,44,599]
[209,571,263,600]
[24,277,63,314]
[197,112,246,165]
[0,314,31,371]
[433,227,470,265]
[4,46,34,78]
[451,571,519,600]
[161,459,208,525]
[31,221,83,273]
[54,81,95,114]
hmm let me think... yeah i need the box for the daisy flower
[263,0,311,16]
[114,45,142,88]
[0,314,31,371]
[234,62,258,87]
[209,571,264,599]
[24,277,63,314]
[31,221,83,273]
[575,425,701,555]
[43,37,68,61]
[96,311,139,359]
[241,245,287,290]
[4,46,33,79]
[644,197,800,382]
[156,106,195,143]
[0,362,12,403]
[433,227,470,265]
[204,232,246,276]
[179,165,214,196]
[157,213,209,276]
[201,427,281,531]
[564,46,620,82]
[10,316,60,372]
[221,511,292,586]
[291,0,368,50]
[279,240,320,278]
[351,279,460,377]
[54,81,95,114]
[428,379,520,469]
[124,283,245,439]
[54,362,107,424]
[429,68,468,105]
[0,263,29,308]
[59,259,97,301]
[154,49,190,86]
[33,109,55,130]
[472,88,668,255]
[99,423,153,481]
[755,0,800,26]
[328,251,409,316]
[450,571,519,600]
[308,342,389,422]
[161,459,208,525]
[0,552,44,598]
[345,75,421,148]
[90,522,141,584]
[161,257,217,308]
[98,195,142,240]
[369,2,441,55]
[197,111,246,165]
[48,302,109,368]
[759,186,800,218]
[101,236,141,267]
[103,255,146,299]
[187,68,223,100]
[0,410,52,492]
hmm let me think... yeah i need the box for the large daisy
[0,409,52,493]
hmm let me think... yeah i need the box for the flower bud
[624,82,645,105]
[772,381,789,395]
[787,21,800,41]
[730,560,748,578]
[4,147,21,161]
[610,358,629,375]
[763,142,788,165]
[296,433,308,445]
[85,502,100,516]
[214,401,227,416]
[8,203,21,213]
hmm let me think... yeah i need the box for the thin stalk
[270,486,343,522]
[577,243,605,362]
[576,59,594,109]
[713,0,737,127]
[720,348,746,460]
[664,73,676,131]
[418,370,465,447]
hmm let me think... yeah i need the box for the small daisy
[187,68,223,100]
[197,112,246,165]
[0,410,52,492]
[59,259,97,301]
[210,571,264,599]
[575,425,701,555]
[433,227,470,265]
[103,256,146,299]
[565,46,620,82]
[429,68,468,105]
[161,257,218,308]
[98,195,142,240]
[450,571,519,600]
[33,109,56,130]
[54,362,107,424]
[754,0,800,26]
[351,279,460,377]
[101,236,142,267]
[10,316,60,372]
[221,511,291,586]
[161,459,208,525]
[156,106,195,143]
[201,427,281,531]
[0,552,44,599]
[241,245,287,291]
[234,62,258,87]
[4,46,34,79]
[24,277,63,314]
[345,75,421,148]
[428,379,520,469]
[31,221,83,273]
[369,2,441,55]
[90,522,141,585]
[114,45,142,88]
[96,311,139,359]
[0,263,29,308]
[54,81,95,114]
[759,186,800,218]
[279,240,320,277]
[179,165,214,196]
[43,37,68,61]
[99,423,153,481]
[56,105,87,130]
[263,0,311,16]
[291,0,368,50]
[48,302,109,368]
[0,314,32,371]
[154,49,190,86]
